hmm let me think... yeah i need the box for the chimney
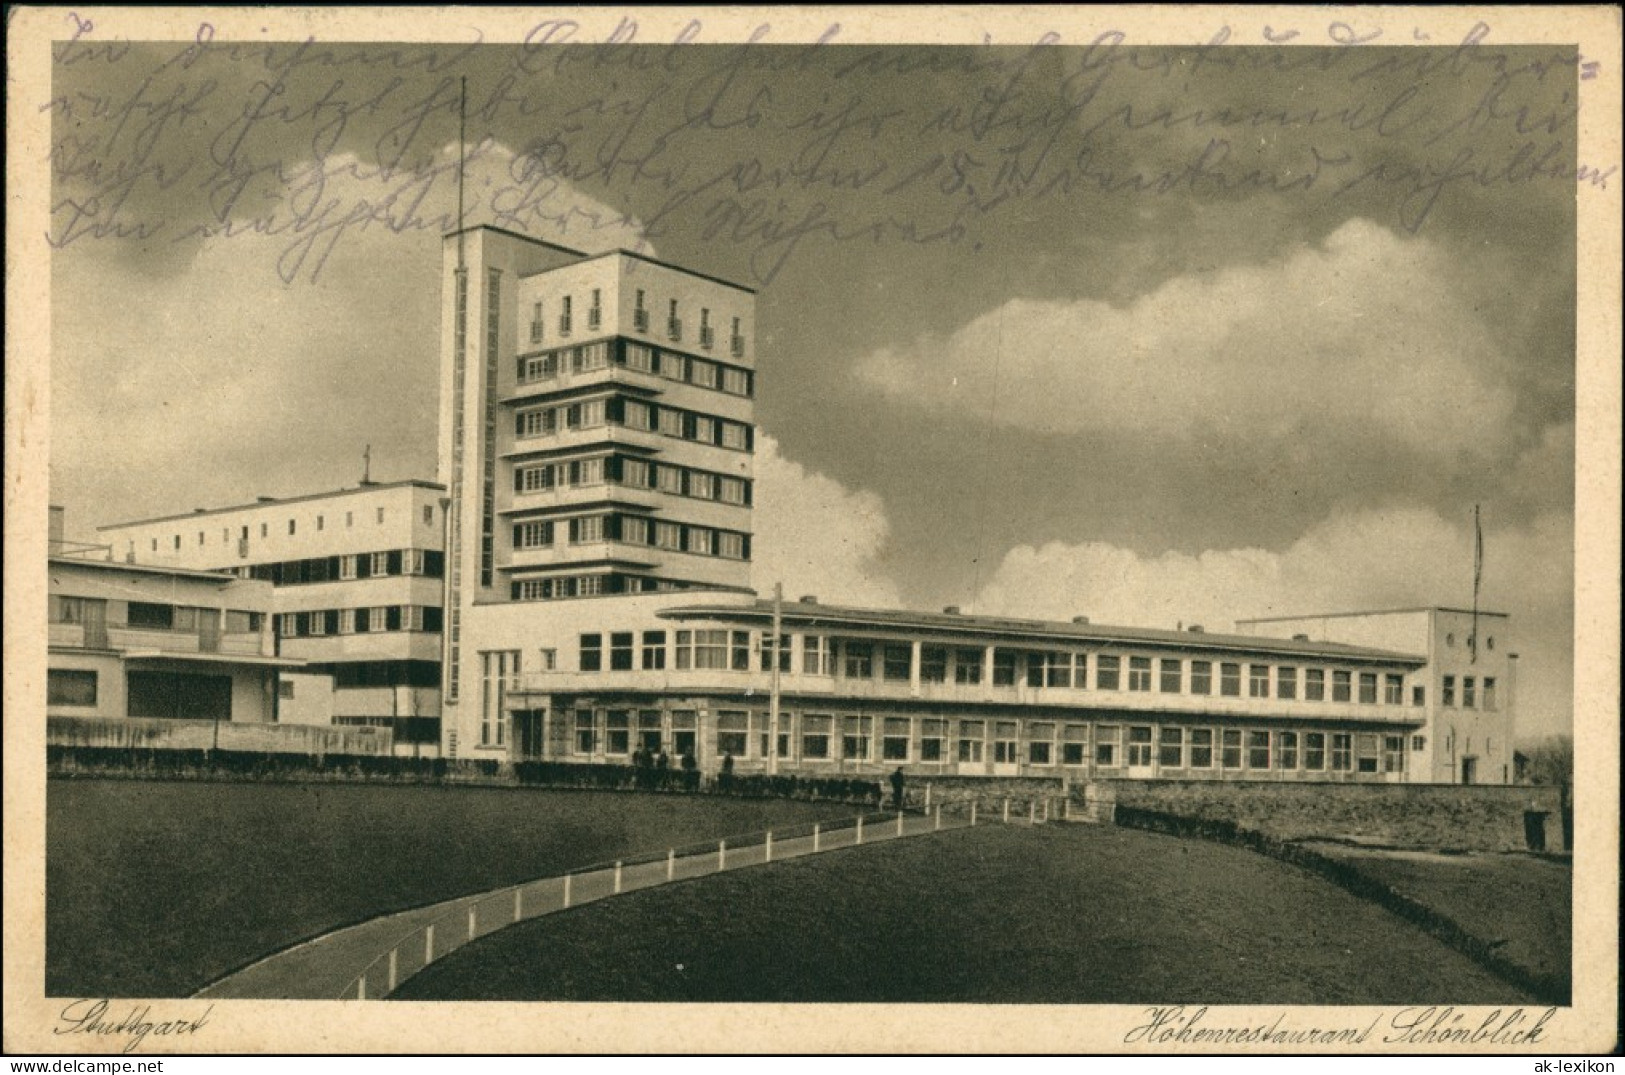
[1187,625,1205,634]
[1072,615,1090,625]
[1292,633,1310,641]
[256,496,278,503]
[943,605,961,615]
[48,505,65,548]
[798,595,818,605]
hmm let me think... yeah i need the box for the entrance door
[1125,725,1155,778]
[1461,756,1478,785]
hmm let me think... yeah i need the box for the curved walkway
[195,807,993,1000]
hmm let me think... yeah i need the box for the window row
[517,336,754,397]
[232,548,445,586]
[510,573,694,603]
[1441,674,1500,711]
[514,454,750,507]
[552,708,1409,776]
[276,605,444,638]
[512,513,750,560]
[147,504,427,552]
[514,395,753,452]
[55,597,263,634]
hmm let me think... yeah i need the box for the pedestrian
[681,749,698,791]
[656,748,670,789]
[720,751,735,792]
[890,766,906,811]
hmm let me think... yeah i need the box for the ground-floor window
[605,709,631,755]
[1357,733,1380,774]
[801,714,832,759]
[1331,733,1353,772]
[1305,732,1326,771]
[993,721,1019,764]
[716,710,749,758]
[574,709,595,754]
[958,720,984,762]
[48,668,98,707]
[1062,724,1088,765]
[1189,728,1213,768]
[1158,726,1183,769]
[127,670,231,721]
[882,717,910,761]
[1275,730,1298,770]
[638,710,662,753]
[1247,730,1271,770]
[671,711,697,760]
[1221,729,1243,769]
[1028,722,1054,765]
[842,716,872,760]
[920,718,947,761]
[1383,735,1405,773]
[759,714,792,760]
[1126,725,1153,767]
[1095,725,1120,767]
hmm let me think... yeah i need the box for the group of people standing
[630,743,699,789]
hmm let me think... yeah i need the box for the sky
[41,16,1595,739]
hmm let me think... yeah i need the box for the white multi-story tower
[439,226,758,756]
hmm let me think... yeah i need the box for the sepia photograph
[5,5,1619,1056]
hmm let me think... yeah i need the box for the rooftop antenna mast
[362,443,372,485]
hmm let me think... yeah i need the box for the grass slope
[46,779,845,998]
[398,823,1535,1004]
[1305,844,1571,998]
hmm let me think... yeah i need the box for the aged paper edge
[4,4,1620,1056]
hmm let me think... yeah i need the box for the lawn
[46,778,848,998]
[396,822,1534,1004]
[1303,843,1571,1000]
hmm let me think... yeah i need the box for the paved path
[195,811,976,1000]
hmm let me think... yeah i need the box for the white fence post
[388,948,398,993]
[719,839,727,871]
[935,804,942,831]
[667,849,676,881]
[467,904,477,940]
[813,823,821,852]
[1029,800,1037,825]
[765,831,773,862]
[856,816,864,845]
[614,861,623,894]
[896,811,904,837]
[925,782,932,809]
[1003,797,1010,824]
[971,801,977,827]
[514,888,523,923]
[563,873,572,909]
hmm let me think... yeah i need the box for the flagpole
[769,582,782,776]
[1470,504,1482,663]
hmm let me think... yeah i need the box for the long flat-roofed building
[98,481,447,750]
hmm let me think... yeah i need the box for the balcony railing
[730,335,745,358]
[529,321,544,344]
[633,309,650,333]
[588,309,602,331]
[699,326,714,350]
[558,315,573,336]
[666,318,682,342]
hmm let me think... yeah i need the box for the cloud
[971,506,1574,738]
[855,218,1520,463]
[750,434,903,609]
[50,142,650,532]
